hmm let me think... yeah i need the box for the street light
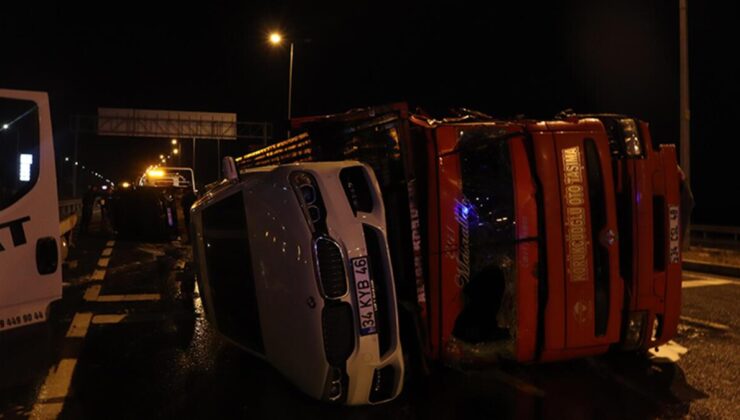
[269,31,294,138]
[171,139,181,164]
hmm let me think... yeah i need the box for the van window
[0,98,40,210]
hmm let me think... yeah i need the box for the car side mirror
[223,156,238,182]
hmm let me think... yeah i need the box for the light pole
[269,32,294,138]
[172,138,181,165]
[679,0,690,182]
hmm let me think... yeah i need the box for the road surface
[1,230,737,419]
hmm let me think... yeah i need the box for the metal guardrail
[59,198,83,220]
[690,224,740,245]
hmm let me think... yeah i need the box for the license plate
[351,257,377,336]
[669,205,680,264]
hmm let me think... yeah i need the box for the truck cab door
[0,89,61,332]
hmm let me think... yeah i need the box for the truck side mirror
[223,156,239,182]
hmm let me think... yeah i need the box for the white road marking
[92,314,128,324]
[683,271,740,282]
[682,279,735,288]
[680,315,731,331]
[649,340,688,362]
[96,293,161,302]
[31,358,79,419]
[83,285,101,301]
[65,312,93,338]
[31,313,94,418]
[32,238,118,418]
[91,269,106,281]
[84,286,160,302]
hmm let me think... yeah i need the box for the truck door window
[0,99,40,210]
[453,131,517,346]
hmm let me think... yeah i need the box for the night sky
[2,1,738,225]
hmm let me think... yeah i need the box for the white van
[0,89,61,333]
[190,161,405,405]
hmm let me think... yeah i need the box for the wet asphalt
[1,222,738,419]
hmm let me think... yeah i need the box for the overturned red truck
[236,103,684,365]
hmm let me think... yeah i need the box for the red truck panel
[425,126,442,359]
[435,151,464,358]
[625,123,682,350]
[554,133,600,348]
[510,137,539,361]
[552,130,622,349]
[532,131,567,352]
[656,144,682,347]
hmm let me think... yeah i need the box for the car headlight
[290,171,327,233]
[622,311,647,350]
[619,118,643,157]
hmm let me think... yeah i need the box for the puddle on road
[136,245,166,257]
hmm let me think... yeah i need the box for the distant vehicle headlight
[619,118,643,157]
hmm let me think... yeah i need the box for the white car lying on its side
[190,160,404,405]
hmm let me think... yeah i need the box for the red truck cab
[287,104,683,366]
[411,113,683,364]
